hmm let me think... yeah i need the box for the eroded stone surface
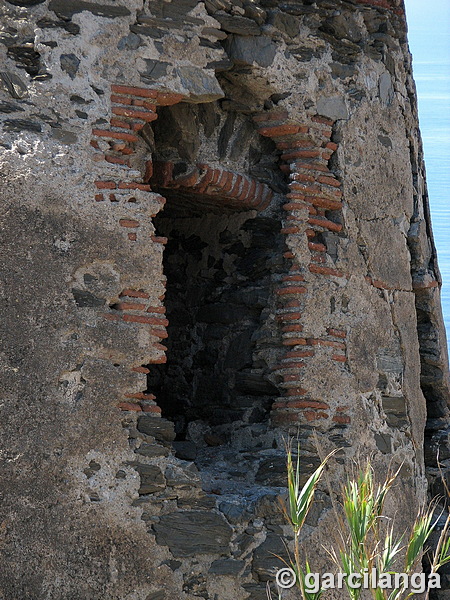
[0,0,449,598]
[154,511,233,557]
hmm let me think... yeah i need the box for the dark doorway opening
[143,99,289,491]
[149,198,282,450]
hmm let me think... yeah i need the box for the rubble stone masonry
[0,0,449,599]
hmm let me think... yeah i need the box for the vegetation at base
[267,442,450,600]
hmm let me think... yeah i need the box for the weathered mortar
[0,0,449,598]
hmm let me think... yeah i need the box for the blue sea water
[405,0,450,341]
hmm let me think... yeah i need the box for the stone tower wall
[0,0,449,599]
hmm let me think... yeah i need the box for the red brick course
[253,110,349,427]
[90,85,193,414]
[150,161,273,212]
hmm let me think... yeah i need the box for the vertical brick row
[92,85,186,415]
[103,288,169,414]
[91,85,184,204]
[254,111,350,427]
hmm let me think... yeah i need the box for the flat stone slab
[153,511,233,557]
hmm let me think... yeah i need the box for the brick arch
[150,161,273,212]
[91,83,351,429]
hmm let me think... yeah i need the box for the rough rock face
[0,0,449,598]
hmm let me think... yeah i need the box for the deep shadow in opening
[149,197,282,458]
[141,99,293,492]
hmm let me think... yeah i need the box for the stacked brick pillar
[254,112,350,428]
[90,85,184,415]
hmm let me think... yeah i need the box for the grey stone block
[154,511,232,557]
[3,119,41,133]
[49,0,131,18]
[209,558,245,576]
[141,59,170,81]
[252,533,287,582]
[60,54,80,79]
[375,433,393,454]
[135,443,170,458]
[0,71,28,99]
[379,72,394,105]
[135,464,166,495]
[137,416,176,442]
[214,13,261,36]
[6,0,45,4]
[224,35,276,67]
[176,66,224,102]
[117,33,141,51]
[317,95,349,120]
